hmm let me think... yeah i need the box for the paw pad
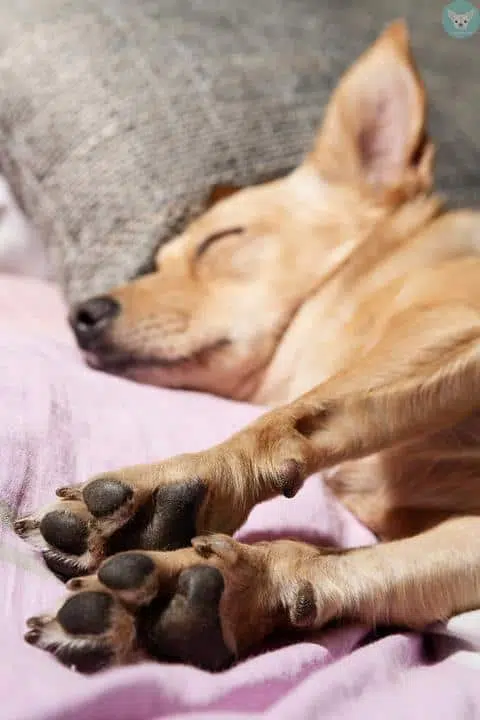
[57,591,113,635]
[40,511,88,555]
[98,553,155,590]
[277,459,302,499]
[83,478,133,517]
[138,565,233,671]
[290,581,317,627]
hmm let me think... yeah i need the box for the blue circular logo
[443,0,479,37]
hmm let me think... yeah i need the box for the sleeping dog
[15,21,480,672]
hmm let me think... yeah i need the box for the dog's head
[448,9,475,28]
[70,21,434,399]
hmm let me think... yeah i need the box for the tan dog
[15,21,480,672]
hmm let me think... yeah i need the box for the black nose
[69,296,120,348]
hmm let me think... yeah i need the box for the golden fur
[18,22,480,667]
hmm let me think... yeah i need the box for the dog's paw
[15,419,311,581]
[24,537,281,672]
[14,450,246,579]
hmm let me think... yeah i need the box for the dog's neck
[252,197,480,406]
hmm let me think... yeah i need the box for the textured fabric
[0,175,50,278]
[0,275,480,718]
[0,1,478,302]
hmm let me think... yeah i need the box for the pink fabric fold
[0,276,478,719]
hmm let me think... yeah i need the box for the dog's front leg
[236,303,480,486]
[288,515,480,631]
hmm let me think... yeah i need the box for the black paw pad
[176,565,225,605]
[24,628,41,645]
[291,581,316,627]
[277,459,302,499]
[138,566,233,672]
[151,478,207,550]
[40,511,88,555]
[98,553,155,590]
[57,592,113,635]
[107,478,206,554]
[83,478,133,517]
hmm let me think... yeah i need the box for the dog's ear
[309,21,434,197]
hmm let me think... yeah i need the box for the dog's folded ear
[309,20,434,199]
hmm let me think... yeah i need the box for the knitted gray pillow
[0,1,479,301]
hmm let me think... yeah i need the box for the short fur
[17,22,480,670]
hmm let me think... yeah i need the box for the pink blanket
[1,276,479,719]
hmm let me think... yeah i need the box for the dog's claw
[26,615,53,629]
[56,487,82,500]
[24,629,41,645]
[14,517,39,537]
[192,534,240,564]
[66,578,86,592]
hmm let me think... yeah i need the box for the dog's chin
[82,339,231,383]
[82,352,198,387]
[83,351,177,373]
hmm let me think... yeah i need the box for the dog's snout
[69,296,120,347]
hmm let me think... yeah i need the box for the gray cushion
[0,1,479,301]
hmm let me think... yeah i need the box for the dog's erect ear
[310,21,434,196]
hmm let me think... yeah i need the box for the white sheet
[0,175,50,279]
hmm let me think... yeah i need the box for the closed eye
[196,227,245,258]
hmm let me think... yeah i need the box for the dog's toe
[25,589,137,673]
[14,516,40,539]
[98,551,155,590]
[83,478,134,518]
[14,502,95,579]
[39,510,88,556]
[57,591,114,635]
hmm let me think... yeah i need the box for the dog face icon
[443,2,479,37]
[448,8,475,28]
